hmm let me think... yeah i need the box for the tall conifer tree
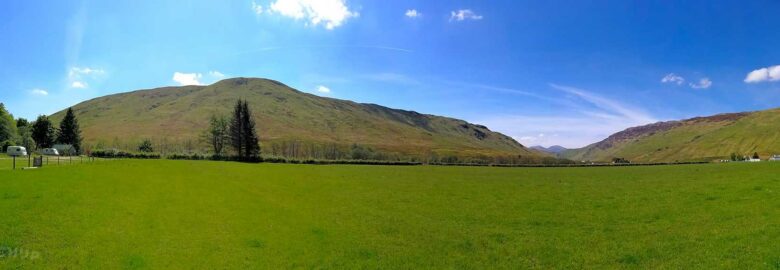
[228,99,260,159]
[229,100,245,157]
[241,101,260,158]
[57,108,83,154]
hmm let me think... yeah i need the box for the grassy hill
[562,109,780,162]
[50,78,534,160]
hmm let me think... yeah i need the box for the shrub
[138,139,154,153]
[91,149,161,159]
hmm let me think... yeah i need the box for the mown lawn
[1,160,780,269]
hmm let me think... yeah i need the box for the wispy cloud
[689,78,712,89]
[405,9,421,18]
[744,65,780,83]
[30,89,49,96]
[172,72,203,86]
[661,73,685,85]
[450,9,483,21]
[232,45,412,57]
[661,73,712,89]
[266,0,359,30]
[518,133,551,144]
[65,5,86,66]
[69,67,104,78]
[479,115,643,148]
[251,1,263,15]
[473,84,657,148]
[365,73,419,85]
[446,81,558,103]
[551,84,657,124]
[300,73,350,85]
[209,70,226,79]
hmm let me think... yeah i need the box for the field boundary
[84,156,714,168]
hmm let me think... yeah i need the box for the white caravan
[6,146,27,157]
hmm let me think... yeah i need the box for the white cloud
[209,70,226,79]
[30,89,49,96]
[689,78,712,89]
[316,85,331,93]
[68,67,105,78]
[405,9,420,18]
[268,0,359,30]
[252,1,263,14]
[744,65,780,83]
[71,81,87,88]
[518,136,539,143]
[450,9,482,21]
[172,72,203,86]
[67,66,105,89]
[661,73,685,85]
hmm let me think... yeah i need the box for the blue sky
[2,0,780,148]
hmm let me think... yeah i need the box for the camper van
[41,148,59,156]
[6,146,27,157]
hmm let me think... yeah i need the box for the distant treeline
[92,150,421,165]
[90,139,577,166]
[89,149,710,167]
[263,140,568,165]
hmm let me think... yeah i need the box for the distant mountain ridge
[530,145,568,154]
[560,109,780,162]
[50,78,536,159]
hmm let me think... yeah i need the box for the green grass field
[2,160,780,268]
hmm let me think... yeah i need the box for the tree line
[0,104,82,155]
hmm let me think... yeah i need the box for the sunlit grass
[1,160,779,268]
